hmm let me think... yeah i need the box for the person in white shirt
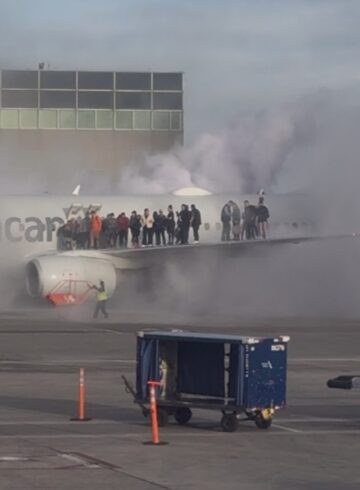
[142,208,154,246]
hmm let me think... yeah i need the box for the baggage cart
[124,330,290,432]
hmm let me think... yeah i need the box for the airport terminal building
[0,69,183,191]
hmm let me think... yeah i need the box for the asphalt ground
[0,313,360,489]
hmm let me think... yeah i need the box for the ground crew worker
[92,280,109,319]
[90,210,102,249]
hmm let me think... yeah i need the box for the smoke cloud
[118,101,316,194]
[116,86,360,204]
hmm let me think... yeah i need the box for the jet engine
[25,255,117,299]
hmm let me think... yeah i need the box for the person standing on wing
[190,204,202,243]
[92,280,109,319]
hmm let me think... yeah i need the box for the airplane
[0,186,326,306]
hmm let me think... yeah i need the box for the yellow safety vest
[97,290,108,302]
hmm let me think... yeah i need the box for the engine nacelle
[26,255,117,299]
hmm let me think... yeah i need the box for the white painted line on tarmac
[290,358,360,363]
[285,430,360,435]
[277,418,360,423]
[0,359,136,365]
[103,329,128,336]
[0,429,360,439]
[272,424,302,433]
[0,420,119,425]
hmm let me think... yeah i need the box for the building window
[1,70,38,89]
[134,111,151,130]
[171,111,182,130]
[0,109,19,128]
[78,110,96,129]
[40,91,76,108]
[40,71,76,89]
[116,92,151,110]
[78,71,113,90]
[19,109,38,129]
[78,91,113,109]
[153,73,182,91]
[96,111,113,129]
[153,111,171,130]
[116,111,133,129]
[39,110,57,129]
[59,110,76,129]
[116,72,151,90]
[2,90,38,108]
[153,92,182,110]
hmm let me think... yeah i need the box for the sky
[1,0,360,140]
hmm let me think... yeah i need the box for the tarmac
[0,311,360,489]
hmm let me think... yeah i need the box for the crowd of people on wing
[56,204,202,250]
[56,197,269,251]
[221,196,270,241]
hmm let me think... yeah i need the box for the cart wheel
[221,413,238,433]
[157,408,169,427]
[254,414,272,429]
[174,407,192,425]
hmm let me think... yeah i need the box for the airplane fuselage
[0,193,314,260]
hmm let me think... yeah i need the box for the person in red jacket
[90,210,102,249]
[117,212,130,248]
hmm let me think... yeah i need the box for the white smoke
[118,99,316,194]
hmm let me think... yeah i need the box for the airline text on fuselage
[0,204,103,243]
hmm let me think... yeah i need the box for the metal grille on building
[0,70,183,131]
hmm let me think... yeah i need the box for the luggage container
[125,330,289,432]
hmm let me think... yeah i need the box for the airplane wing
[26,234,358,305]
[97,234,356,265]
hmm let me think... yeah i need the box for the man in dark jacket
[156,210,167,246]
[190,204,202,243]
[243,200,257,240]
[129,211,141,247]
[256,197,270,239]
[221,202,231,241]
[166,205,175,245]
[117,212,129,248]
[179,204,191,244]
